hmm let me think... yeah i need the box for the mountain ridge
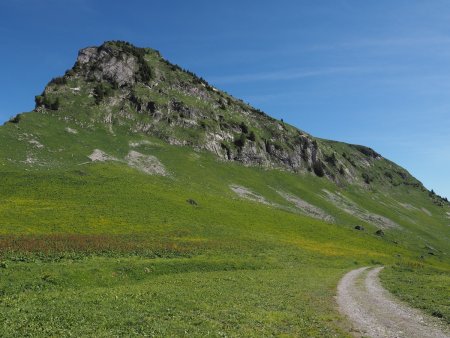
[7,40,442,199]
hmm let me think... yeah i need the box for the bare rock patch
[230,185,271,205]
[421,207,432,216]
[322,189,400,229]
[399,202,418,211]
[129,140,154,148]
[125,150,166,175]
[29,139,44,149]
[277,190,334,223]
[88,149,116,162]
[22,154,37,165]
[65,127,78,134]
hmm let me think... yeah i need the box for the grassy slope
[0,112,449,336]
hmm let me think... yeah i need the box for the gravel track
[337,266,449,338]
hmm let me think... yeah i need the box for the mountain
[0,41,448,336]
[7,41,435,188]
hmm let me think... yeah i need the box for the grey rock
[76,46,138,87]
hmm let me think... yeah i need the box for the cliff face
[32,41,424,190]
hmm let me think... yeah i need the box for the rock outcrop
[76,46,139,87]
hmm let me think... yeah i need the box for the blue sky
[0,0,449,198]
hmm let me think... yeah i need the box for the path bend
[337,266,449,338]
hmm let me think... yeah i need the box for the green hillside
[0,41,448,337]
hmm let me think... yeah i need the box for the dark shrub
[35,95,60,110]
[49,76,67,86]
[240,122,249,134]
[186,199,198,206]
[50,97,60,110]
[313,161,325,177]
[35,95,44,107]
[138,60,152,83]
[432,310,443,318]
[352,144,381,158]
[362,172,372,184]
[234,134,247,148]
[221,142,232,160]
[65,69,75,77]
[248,131,256,142]
[325,153,337,166]
[8,114,21,124]
[375,229,384,237]
[94,83,112,104]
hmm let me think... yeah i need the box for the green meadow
[0,112,448,336]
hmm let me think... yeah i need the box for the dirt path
[337,266,449,338]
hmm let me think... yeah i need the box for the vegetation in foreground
[381,263,450,324]
[0,126,448,336]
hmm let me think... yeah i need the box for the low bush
[49,76,67,86]
[8,114,21,124]
[313,161,325,177]
[94,83,113,104]
[35,95,60,110]
[234,133,247,148]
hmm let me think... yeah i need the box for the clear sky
[1,0,449,198]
